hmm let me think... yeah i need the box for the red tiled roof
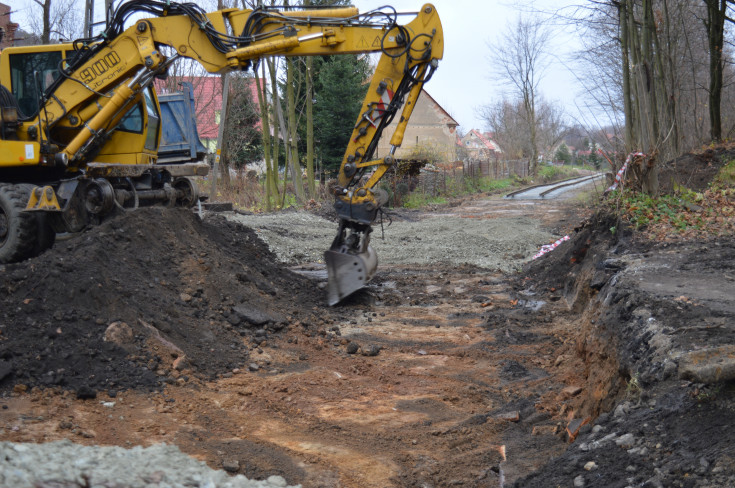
[469,129,501,152]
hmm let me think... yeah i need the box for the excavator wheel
[173,177,199,208]
[0,183,42,263]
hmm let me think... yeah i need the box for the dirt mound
[0,208,323,397]
[519,210,628,310]
[658,144,735,193]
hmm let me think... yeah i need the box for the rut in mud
[0,156,734,487]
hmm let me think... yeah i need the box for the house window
[215,110,221,125]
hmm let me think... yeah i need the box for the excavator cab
[0,43,160,166]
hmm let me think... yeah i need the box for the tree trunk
[272,64,298,203]
[32,0,52,43]
[255,65,274,211]
[625,0,659,196]
[642,0,660,143]
[629,3,650,151]
[705,0,726,141]
[220,75,232,189]
[306,56,315,197]
[620,0,635,153]
[267,58,282,205]
[286,58,304,201]
[528,103,538,177]
[662,0,681,155]
[641,0,659,195]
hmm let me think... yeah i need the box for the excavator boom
[0,1,444,304]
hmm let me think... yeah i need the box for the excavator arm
[11,1,444,304]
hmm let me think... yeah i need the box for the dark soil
[510,209,735,487]
[658,145,735,193]
[0,207,325,397]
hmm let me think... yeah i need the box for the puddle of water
[517,299,546,311]
[290,264,328,280]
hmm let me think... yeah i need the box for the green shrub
[538,165,579,182]
[403,192,447,209]
[713,159,735,189]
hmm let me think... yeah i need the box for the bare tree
[536,99,568,160]
[481,97,567,164]
[480,99,528,161]
[703,0,735,141]
[490,15,551,177]
[29,0,83,43]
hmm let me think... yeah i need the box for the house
[0,3,19,50]
[374,90,459,163]
[460,130,502,160]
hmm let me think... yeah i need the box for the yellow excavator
[0,1,443,304]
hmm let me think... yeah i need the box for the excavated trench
[0,192,734,487]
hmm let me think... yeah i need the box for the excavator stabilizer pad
[25,186,62,211]
[325,245,377,306]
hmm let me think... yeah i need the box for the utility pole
[84,0,94,37]
[85,0,114,37]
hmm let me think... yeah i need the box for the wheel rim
[174,178,198,208]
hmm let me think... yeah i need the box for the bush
[538,165,579,182]
[403,192,447,209]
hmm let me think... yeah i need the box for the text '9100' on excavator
[0,1,443,305]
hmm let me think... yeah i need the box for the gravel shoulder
[0,440,299,488]
[226,200,560,272]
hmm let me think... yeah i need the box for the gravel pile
[226,212,556,272]
[0,440,300,488]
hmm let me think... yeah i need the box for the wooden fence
[382,159,530,206]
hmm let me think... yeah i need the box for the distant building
[460,130,502,160]
[375,90,459,163]
[0,3,19,50]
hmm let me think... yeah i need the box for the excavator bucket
[325,245,377,306]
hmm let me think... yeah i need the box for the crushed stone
[0,440,299,488]
[225,212,557,272]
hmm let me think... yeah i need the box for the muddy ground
[0,161,734,487]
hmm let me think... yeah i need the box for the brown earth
[657,143,735,193]
[0,152,734,487]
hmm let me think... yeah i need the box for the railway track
[505,173,606,199]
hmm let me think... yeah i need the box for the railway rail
[505,174,606,200]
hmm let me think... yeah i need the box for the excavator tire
[0,183,40,263]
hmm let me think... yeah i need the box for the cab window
[9,51,63,118]
[143,87,160,151]
[119,103,143,133]
[117,87,160,151]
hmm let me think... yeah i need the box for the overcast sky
[352,0,582,131]
[9,0,584,131]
